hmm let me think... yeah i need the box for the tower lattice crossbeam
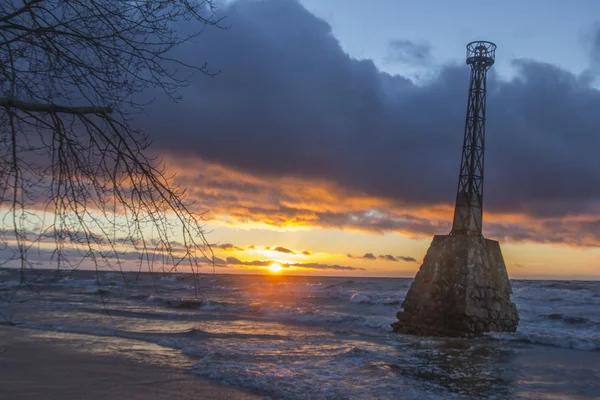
[451,41,496,237]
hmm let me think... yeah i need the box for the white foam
[190,346,432,400]
[200,300,219,310]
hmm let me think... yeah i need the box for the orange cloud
[163,156,600,248]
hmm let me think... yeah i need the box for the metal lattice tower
[450,41,496,237]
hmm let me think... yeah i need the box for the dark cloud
[171,159,600,245]
[0,242,229,269]
[225,257,272,267]
[212,243,243,251]
[315,210,444,236]
[273,246,295,254]
[225,256,361,271]
[349,253,417,263]
[198,256,227,265]
[397,256,418,263]
[301,250,312,256]
[385,39,433,65]
[283,262,364,271]
[141,0,600,226]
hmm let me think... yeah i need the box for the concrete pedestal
[392,235,519,337]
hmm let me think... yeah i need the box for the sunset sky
[137,0,600,279]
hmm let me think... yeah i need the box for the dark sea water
[1,269,600,399]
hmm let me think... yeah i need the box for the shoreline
[0,325,265,400]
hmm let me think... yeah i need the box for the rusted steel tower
[450,41,496,236]
[393,41,518,338]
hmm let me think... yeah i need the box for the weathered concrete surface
[392,235,518,337]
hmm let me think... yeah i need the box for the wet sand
[0,326,264,400]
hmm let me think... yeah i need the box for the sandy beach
[0,325,264,400]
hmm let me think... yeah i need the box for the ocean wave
[164,298,206,309]
[16,322,159,343]
[85,287,110,295]
[513,285,600,305]
[260,306,394,332]
[127,293,150,300]
[323,280,379,290]
[199,299,233,311]
[158,275,189,282]
[161,297,240,312]
[79,307,176,321]
[0,280,20,289]
[262,307,364,325]
[53,278,99,288]
[189,345,426,400]
[489,329,600,351]
[191,352,351,399]
[146,294,166,303]
[545,313,591,326]
[541,282,595,291]
[339,346,374,358]
[348,292,402,305]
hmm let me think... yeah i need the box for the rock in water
[392,235,518,337]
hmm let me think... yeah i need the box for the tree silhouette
[0,0,223,293]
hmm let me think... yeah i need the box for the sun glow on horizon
[268,263,283,273]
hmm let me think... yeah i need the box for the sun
[268,263,283,273]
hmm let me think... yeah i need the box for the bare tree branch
[0,0,224,298]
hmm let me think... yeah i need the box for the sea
[1,268,599,399]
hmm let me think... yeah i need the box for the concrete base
[392,235,519,337]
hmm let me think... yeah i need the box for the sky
[299,0,600,80]
[132,0,600,279]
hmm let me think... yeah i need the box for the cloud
[163,156,600,247]
[589,23,600,73]
[348,253,417,263]
[212,243,243,251]
[301,250,312,256]
[396,256,417,263]
[198,256,227,265]
[225,256,272,267]
[273,246,295,254]
[136,0,600,247]
[284,262,364,271]
[225,256,362,271]
[385,39,433,65]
